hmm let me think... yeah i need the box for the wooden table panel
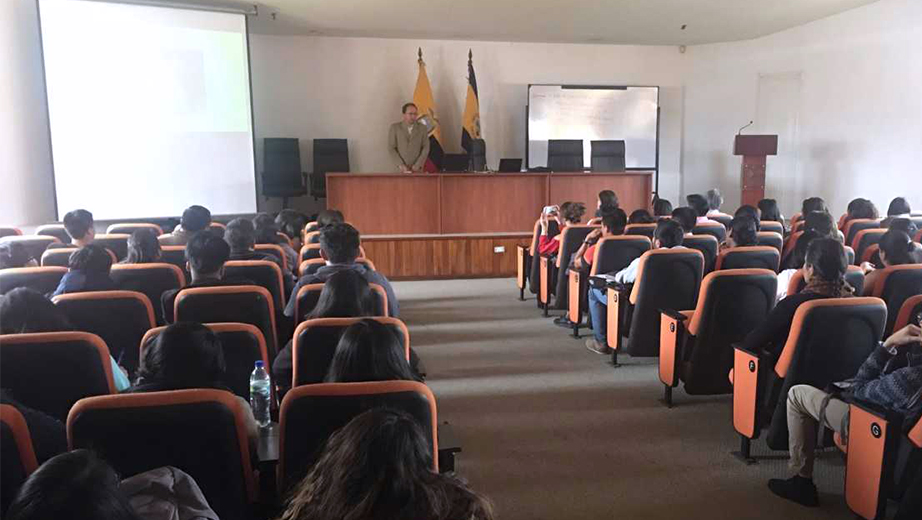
[326,174,439,235]
[549,173,653,216]
[440,175,546,234]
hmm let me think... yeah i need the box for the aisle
[394,278,851,520]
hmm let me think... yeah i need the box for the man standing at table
[388,102,430,173]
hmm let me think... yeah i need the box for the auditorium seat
[0,266,67,295]
[759,221,785,235]
[110,263,186,325]
[278,381,437,491]
[566,236,651,336]
[106,223,164,236]
[41,247,117,267]
[91,233,130,261]
[709,213,733,228]
[159,245,188,275]
[851,228,887,265]
[68,389,256,520]
[0,235,60,263]
[915,229,922,244]
[275,232,293,248]
[0,227,22,239]
[893,294,922,332]
[589,140,625,172]
[755,231,783,254]
[526,220,559,299]
[209,222,227,233]
[842,218,881,247]
[732,298,886,458]
[293,283,388,324]
[781,230,804,263]
[0,404,39,516]
[861,243,881,266]
[660,269,777,406]
[291,317,409,387]
[844,245,856,265]
[299,244,322,262]
[140,323,269,401]
[224,260,286,313]
[843,399,921,520]
[254,243,288,273]
[0,332,116,420]
[175,286,278,360]
[53,290,155,373]
[516,220,542,300]
[714,246,780,272]
[692,222,727,243]
[298,257,377,277]
[870,264,922,336]
[606,249,705,361]
[683,235,719,273]
[35,224,70,245]
[786,265,866,298]
[623,223,656,238]
[304,230,320,245]
[546,139,584,171]
[539,225,597,314]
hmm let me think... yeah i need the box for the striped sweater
[849,345,922,425]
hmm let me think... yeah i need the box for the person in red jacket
[537,202,586,257]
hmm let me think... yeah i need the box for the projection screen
[38,0,257,220]
[527,85,659,169]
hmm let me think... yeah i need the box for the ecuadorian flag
[461,50,481,153]
[413,49,444,173]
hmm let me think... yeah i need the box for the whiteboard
[527,85,659,169]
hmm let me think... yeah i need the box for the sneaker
[585,338,612,355]
[553,316,572,328]
[767,476,819,507]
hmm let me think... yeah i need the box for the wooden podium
[734,135,778,206]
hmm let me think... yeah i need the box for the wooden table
[326,172,653,279]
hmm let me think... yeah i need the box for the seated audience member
[861,230,922,296]
[160,231,251,323]
[275,209,309,250]
[687,194,718,224]
[767,324,922,508]
[121,229,161,264]
[742,238,853,359]
[652,197,673,217]
[886,218,922,256]
[159,205,211,246]
[720,215,759,251]
[0,241,37,269]
[0,389,66,465]
[801,197,828,217]
[776,230,820,302]
[307,209,346,243]
[845,197,879,223]
[706,188,724,216]
[62,209,95,247]
[734,205,762,230]
[0,288,130,390]
[253,212,298,274]
[758,198,785,232]
[130,321,257,442]
[573,208,628,271]
[596,189,619,214]
[536,202,586,258]
[285,223,398,318]
[225,218,278,264]
[6,449,218,520]
[628,209,656,224]
[278,409,493,520]
[585,219,686,355]
[325,319,419,383]
[671,207,698,235]
[51,245,116,297]
[881,197,913,228]
[802,210,840,240]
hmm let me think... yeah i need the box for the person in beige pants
[387,103,429,173]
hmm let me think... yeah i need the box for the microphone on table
[738,120,754,135]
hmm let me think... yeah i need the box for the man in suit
[387,102,429,173]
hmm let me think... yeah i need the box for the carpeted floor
[394,278,856,520]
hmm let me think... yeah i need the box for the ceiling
[243,0,880,45]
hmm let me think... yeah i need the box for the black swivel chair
[312,139,349,199]
[547,140,583,172]
[590,140,626,172]
[469,139,486,171]
[261,138,305,208]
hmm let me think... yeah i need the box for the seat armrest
[732,342,761,358]
[660,308,690,321]
[659,310,687,387]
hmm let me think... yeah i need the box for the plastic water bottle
[249,361,271,428]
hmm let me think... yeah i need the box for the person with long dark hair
[861,230,922,295]
[325,319,418,382]
[758,198,785,232]
[278,409,493,520]
[121,229,162,264]
[720,215,758,251]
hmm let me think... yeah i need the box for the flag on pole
[461,49,481,153]
[413,48,444,173]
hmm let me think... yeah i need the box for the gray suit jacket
[388,121,430,171]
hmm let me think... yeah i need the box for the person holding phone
[536,202,585,257]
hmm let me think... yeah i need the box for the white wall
[682,0,922,217]
[249,36,686,214]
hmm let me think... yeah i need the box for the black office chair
[590,140,626,172]
[261,138,305,208]
[312,139,349,199]
[547,140,583,171]
[469,139,486,171]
